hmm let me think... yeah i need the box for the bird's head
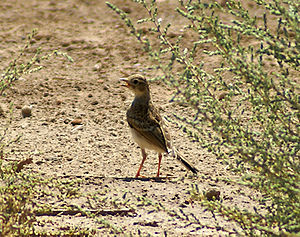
[120,74,150,97]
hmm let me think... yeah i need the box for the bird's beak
[120,78,130,88]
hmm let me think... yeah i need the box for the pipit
[121,74,198,177]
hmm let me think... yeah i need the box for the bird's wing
[150,104,174,151]
[127,107,168,153]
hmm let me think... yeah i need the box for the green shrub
[107,0,299,235]
[0,161,37,236]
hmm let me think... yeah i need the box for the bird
[120,74,198,178]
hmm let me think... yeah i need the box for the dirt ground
[0,0,266,236]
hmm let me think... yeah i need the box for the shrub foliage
[107,0,299,235]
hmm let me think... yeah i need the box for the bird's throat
[132,93,151,106]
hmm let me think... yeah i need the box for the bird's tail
[162,117,198,174]
[171,148,198,174]
[176,154,198,174]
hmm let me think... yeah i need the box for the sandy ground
[0,0,265,235]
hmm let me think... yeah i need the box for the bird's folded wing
[127,116,168,153]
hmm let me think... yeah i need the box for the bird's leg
[135,148,147,178]
[156,153,162,177]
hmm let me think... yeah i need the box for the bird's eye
[133,79,138,84]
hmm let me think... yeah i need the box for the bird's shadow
[115,176,172,183]
[60,175,173,183]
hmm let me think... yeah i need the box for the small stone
[88,94,93,98]
[121,6,131,14]
[56,99,62,105]
[21,105,32,118]
[205,189,220,201]
[93,63,102,71]
[91,101,98,105]
[71,118,82,125]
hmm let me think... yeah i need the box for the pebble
[121,6,131,14]
[21,105,32,118]
[93,63,102,71]
[205,189,221,201]
[56,99,62,105]
[71,118,82,125]
[91,101,98,105]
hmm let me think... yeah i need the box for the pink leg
[156,153,162,177]
[135,149,147,178]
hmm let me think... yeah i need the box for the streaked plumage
[121,74,198,177]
